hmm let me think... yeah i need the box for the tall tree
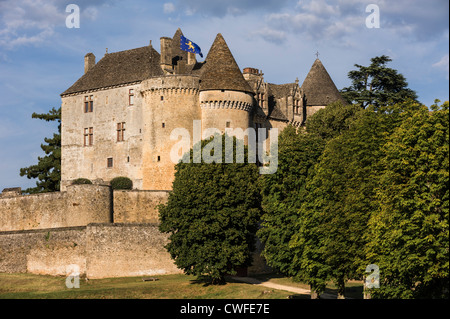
[258,102,360,298]
[258,125,325,277]
[158,134,262,284]
[340,55,418,108]
[365,101,449,299]
[291,100,419,298]
[20,107,61,194]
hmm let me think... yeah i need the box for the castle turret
[301,58,346,119]
[199,33,254,138]
[140,75,200,190]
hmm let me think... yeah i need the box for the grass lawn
[0,273,309,299]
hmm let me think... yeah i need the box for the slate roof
[301,59,346,106]
[61,45,164,96]
[199,33,253,94]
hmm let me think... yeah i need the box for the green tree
[291,100,421,298]
[158,134,262,284]
[340,55,418,108]
[258,102,360,298]
[305,101,362,140]
[365,101,449,299]
[257,126,325,277]
[20,107,61,194]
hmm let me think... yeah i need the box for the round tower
[140,75,200,190]
[199,33,255,137]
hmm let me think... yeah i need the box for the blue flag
[180,35,203,58]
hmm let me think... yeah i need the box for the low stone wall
[86,223,182,278]
[113,190,169,224]
[0,226,86,275]
[0,223,181,278]
[0,185,112,232]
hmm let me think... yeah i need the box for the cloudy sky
[0,0,448,191]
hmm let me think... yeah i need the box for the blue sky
[0,0,448,191]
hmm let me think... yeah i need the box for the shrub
[110,176,133,190]
[72,178,92,185]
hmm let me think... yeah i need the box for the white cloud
[251,27,286,44]
[258,0,449,44]
[433,54,449,79]
[0,0,106,49]
[163,2,176,14]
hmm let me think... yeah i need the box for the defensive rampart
[0,185,112,232]
[0,223,182,278]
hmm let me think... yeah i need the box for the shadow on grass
[189,275,227,287]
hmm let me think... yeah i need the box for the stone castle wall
[86,223,182,278]
[0,185,112,232]
[0,224,181,278]
[113,190,169,224]
[61,83,145,191]
[0,185,269,279]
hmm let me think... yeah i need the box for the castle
[60,28,345,191]
[0,29,345,279]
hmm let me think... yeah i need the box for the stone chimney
[160,37,172,72]
[187,51,196,65]
[84,53,96,74]
[242,67,262,81]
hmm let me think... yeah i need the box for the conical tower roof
[199,33,253,94]
[301,59,345,106]
[171,28,188,61]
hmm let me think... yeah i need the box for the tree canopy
[340,55,418,108]
[19,107,61,194]
[365,101,449,298]
[159,134,262,284]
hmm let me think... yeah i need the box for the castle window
[226,121,231,128]
[107,157,113,168]
[117,122,125,142]
[157,156,161,162]
[161,96,164,101]
[84,127,93,146]
[129,89,134,106]
[162,122,165,128]
[84,95,93,113]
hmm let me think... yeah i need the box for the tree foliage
[258,125,325,277]
[158,134,262,284]
[110,176,133,190]
[340,55,418,108]
[365,101,449,298]
[291,101,417,297]
[258,102,360,297]
[19,107,61,194]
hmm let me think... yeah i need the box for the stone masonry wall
[0,223,181,278]
[113,190,169,224]
[0,185,112,232]
[0,226,86,275]
[86,223,182,278]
